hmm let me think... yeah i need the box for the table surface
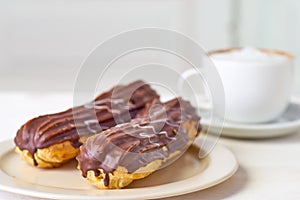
[1,92,300,200]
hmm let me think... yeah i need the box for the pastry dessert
[14,80,159,168]
[76,98,201,189]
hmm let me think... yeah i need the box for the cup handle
[177,68,211,109]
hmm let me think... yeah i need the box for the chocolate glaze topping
[76,98,201,186]
[14,80,159,166]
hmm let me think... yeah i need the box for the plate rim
[0,139,238,200]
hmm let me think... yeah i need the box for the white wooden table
[1,93,300,200]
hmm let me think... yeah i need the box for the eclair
[76,98,201,189]
[14,80,159,168]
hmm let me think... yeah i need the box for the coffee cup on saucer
[179,47,294,124]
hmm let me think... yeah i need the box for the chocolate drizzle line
[14,80,159,166]
[76,98,201,187]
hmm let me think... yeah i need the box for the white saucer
[200,101,300,139]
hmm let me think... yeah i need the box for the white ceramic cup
[179,48,294,124]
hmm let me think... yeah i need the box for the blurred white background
[0,0,299,93]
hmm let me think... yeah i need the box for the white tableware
[0,139,237,200]
[200,100,300,139]
[180,47,294,124]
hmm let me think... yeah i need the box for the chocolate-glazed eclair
[14,80,159,168]
[76,98,201,189]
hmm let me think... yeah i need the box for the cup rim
[208,47,294,59]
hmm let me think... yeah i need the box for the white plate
[0,139,237,200]
[201,101,300,139]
